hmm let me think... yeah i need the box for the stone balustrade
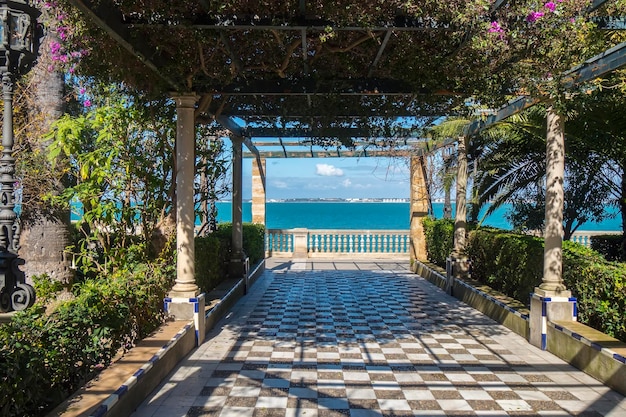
[570,230,621,247]
[265,228,410,258]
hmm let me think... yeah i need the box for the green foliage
[196,128,231,236]
[460,228,626,342]
[194,235,225,293]
[562,241,626,342]
[590,234,624,262]
[213,223,266,266]
[31,274,66,304]
[0,261,174,417]
[466,229,544,303]
[422,217,454,267]
[194,223,265,293]
[46,88,178,276]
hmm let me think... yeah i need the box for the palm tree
[18,26,73,284]
[428,105,616,240]
[469,105,615,239]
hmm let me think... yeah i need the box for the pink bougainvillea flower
[544,2,556,12]
[84,99,92,107]
[488,21,504,33]
[50,41,61,53]
[79,88,86,94]
[526,11,544,22]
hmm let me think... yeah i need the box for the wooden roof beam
[367,29,393,77]
[204,78,420,96]
[245,126,421,138]
[242,149,414,158]
[215,115,260,158]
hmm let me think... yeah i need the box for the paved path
[131,260,626,417]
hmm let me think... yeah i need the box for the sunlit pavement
[131,259,626,417]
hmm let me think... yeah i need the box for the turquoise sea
[215,202,622,231]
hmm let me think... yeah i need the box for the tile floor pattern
[132,266,626,417]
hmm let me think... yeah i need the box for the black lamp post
[0,0,40,312]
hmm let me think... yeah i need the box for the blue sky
[241,157,411,200]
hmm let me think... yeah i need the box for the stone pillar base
[529,292,576,350]
[292,228,308,258]
[229,255,249,279]
[164,294,206,345]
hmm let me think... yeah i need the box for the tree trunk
[443,187,452,219]
[619,166,626,262]
[19,29,73,284]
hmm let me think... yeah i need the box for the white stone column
[170,94,199,297]
[410,155,430,263]
[230,135,246,277]
[251,157,266,225]
[451,136,469,279]
[539,106,568,295]
[165,95,206,342]
[529,105,575,350]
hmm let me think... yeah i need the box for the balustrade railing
[265,229,619,257]
[266,228,410,257]
[570,231,621,247]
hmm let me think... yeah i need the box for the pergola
[64,0,625,344]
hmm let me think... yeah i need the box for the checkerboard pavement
[132,263,626,417]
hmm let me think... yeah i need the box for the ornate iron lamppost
[0,0,40,312]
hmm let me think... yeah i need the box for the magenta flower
[526,11,544,22]
[488,21,504,33]
[544,2,556,12]
[50,41,61,54]
[84,99,92,107]
[79,88,86,94]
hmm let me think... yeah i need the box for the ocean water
[215,202,622,231]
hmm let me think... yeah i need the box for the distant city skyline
[241,157,411,200]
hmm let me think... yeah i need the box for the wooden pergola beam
[244,126,421,138]
[204,78,426,96]
[242,149,415,158]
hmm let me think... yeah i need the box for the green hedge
[194,235,225,294]
[212,222,266,265]
[590,234,623,261]
[194,223,266,293]
[562,242,626,342]
[0,262,174,417]
[422,217,454,267]
[422,218,626,342]
[467,229,544,303]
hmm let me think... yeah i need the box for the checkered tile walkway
[132,261,626,417]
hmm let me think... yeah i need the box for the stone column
[165,95,206,343]
[529,105,575,349]
[230,135,246,278]
[251,157,266,225]
[539,106,568,295]
[451,136,469,279]
[170,94,199,298]
[410,155,430,263]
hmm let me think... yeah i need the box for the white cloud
[341,178,352,187]
[316,164,344,177]
[272,180,289,189]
